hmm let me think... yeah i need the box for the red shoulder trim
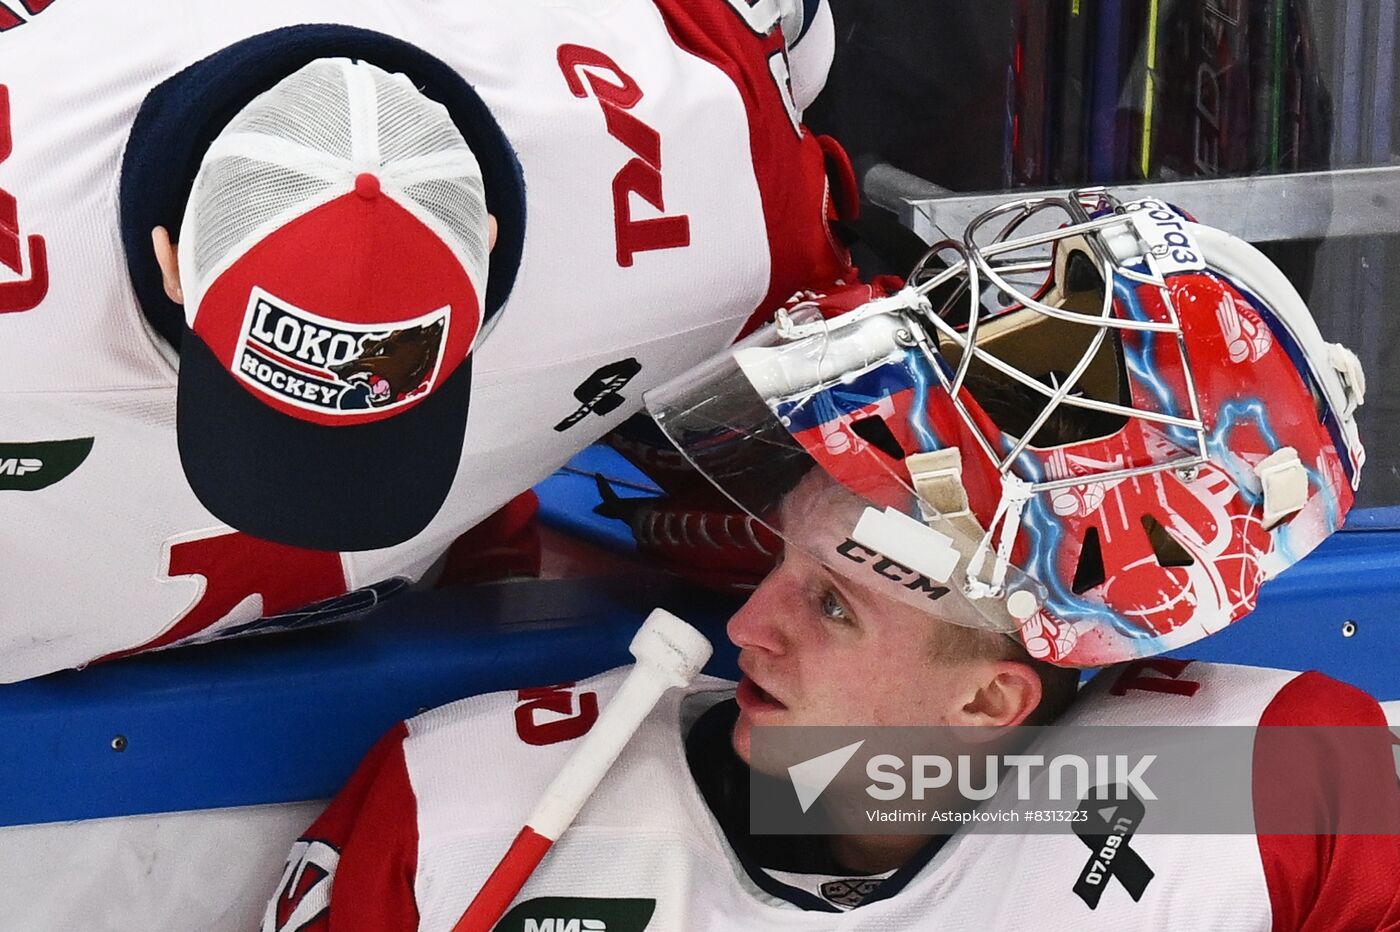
[329,721,421,930]
[1254,673,1400,932]
[265,722,421,932]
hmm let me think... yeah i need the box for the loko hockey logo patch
[233,287,448,418]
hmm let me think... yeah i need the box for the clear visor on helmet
[645,302,1046,635]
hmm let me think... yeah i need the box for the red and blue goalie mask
[646,191,1366,667]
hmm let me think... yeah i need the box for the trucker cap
[174,57,490,551]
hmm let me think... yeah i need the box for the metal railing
[865,163,1400,245]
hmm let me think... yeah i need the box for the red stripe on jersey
[1253,672,1400,931]
[647,0,853,327]
[98,531,349,663]
[267,722,421,931]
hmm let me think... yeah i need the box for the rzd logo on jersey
[0,1,61,34]
[556,45,691,268]
[234,287,448,415]
[262,838,340,932]
[515,683,600,746]
[0,84,50,314]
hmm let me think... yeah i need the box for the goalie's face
[726,475,1044,768]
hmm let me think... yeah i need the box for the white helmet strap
[1255,447,1309,529]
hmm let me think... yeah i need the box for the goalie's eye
[819,589,853,625]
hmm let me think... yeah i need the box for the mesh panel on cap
[226,60,355,162]
[191,157,334,283]
[371,68,490,287]
[184,58,490,303]
[373,69,471,164]
[402,175,489,289]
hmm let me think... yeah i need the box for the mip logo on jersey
[233,287,448,416]
[0,438,92,491]
[498,897,655,932]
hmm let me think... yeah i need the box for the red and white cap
[174,57,491,551]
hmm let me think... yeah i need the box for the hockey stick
[452,608,713,932]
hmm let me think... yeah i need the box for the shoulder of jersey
[1068,660,1305,728]
[404,666,734,743]
[394,665,735,841]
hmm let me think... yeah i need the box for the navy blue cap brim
[177,331,472,552]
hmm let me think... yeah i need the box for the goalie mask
[646,190,1366,667]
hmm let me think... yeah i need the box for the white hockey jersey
[264,660,1400,931]
[0,0,848,681]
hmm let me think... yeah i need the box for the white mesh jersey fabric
[180,57,490,315]
[390,663,1299,932]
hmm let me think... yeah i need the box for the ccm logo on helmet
[835,539,951,601]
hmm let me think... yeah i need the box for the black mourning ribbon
[1071,783,1154,909]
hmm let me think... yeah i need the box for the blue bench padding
[0,578,740,827]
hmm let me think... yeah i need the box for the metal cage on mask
[647,188,1364,667]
